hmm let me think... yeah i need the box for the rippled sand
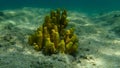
[0,7,120,68]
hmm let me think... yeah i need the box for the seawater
[0,0,120,14]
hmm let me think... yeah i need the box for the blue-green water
[0,0,120,14]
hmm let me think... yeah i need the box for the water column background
[0,0,120,14]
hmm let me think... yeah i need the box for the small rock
[85,48,90,51]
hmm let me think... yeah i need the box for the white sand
[0,7,120,68]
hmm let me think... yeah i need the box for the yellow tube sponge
[43,26,50,38]
[34,43,40,51]
[65,42,73,54]
[36,31,43,50]
[58,40,65,53]
[64,30,71,44]
[44,38,56,54]
[28,9,79,56]
[54,31,60,48]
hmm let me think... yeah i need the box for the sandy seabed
[0,7,120,68]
